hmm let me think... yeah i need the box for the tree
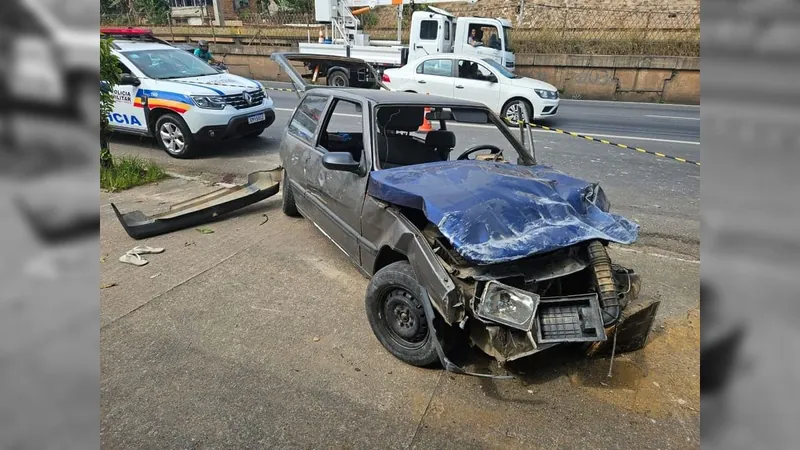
[274,0,314,13]
[100,38,122,169]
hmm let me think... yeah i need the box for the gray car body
[279,88,533,325]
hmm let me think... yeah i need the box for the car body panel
[110,169,282,240]
[367,161,639,265]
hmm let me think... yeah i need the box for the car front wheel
[155,113,196,158]
[365,261,443,367]
[501,98,534,124]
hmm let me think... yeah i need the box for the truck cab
[408,7,514,71]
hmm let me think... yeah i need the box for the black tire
[501,98,534,124]
[365,261,443,367]
[327,70,349,87]
[154,113,196,158]
[281,170,301,217]
[243,127,266,138]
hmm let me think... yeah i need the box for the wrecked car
[273,53,660,377]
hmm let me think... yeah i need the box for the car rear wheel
[281,170,301,217]
[365,261,442,367]
[155,113,196,158]
[327,70,349,87]
[501,98,534,124]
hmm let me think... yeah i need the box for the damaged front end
[421,224,658,364]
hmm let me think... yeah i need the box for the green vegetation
[101,156,168,192]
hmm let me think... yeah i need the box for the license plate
[248,112,266,124]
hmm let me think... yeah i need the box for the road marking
[274,108,700,145]
[645,115,701,121]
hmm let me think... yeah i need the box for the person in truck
[468,28,484,47]
[193,40,215,63]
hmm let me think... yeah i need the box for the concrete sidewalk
[101,177,700,449]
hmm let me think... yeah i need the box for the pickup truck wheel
[366,261,441,367]
[281,170,301,217]
[155,113,196,158]
[327,70,349,87]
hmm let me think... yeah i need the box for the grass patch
[100,156,167,192]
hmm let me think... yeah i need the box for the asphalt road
[109,91,700,257]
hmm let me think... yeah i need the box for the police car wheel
[155,114,195,158]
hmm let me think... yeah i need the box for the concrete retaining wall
[180,40,700,104]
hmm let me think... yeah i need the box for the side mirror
[322,152,361,173]
[119,73,141,86]
[488,74,498,83]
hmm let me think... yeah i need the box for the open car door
[269,53,388,97]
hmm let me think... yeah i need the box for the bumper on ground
[193,109,276,142]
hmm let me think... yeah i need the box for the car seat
[376,107,447,168]
[425,130,456,161]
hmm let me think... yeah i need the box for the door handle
[456,85,464,89]
[418,80,426,84]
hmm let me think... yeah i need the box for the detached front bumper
[193,108,276,142]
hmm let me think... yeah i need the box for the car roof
[112,40,177,52]
[306,88,488,109]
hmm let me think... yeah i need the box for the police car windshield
[123,49,219,80]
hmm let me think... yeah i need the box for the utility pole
[212,0,225,26]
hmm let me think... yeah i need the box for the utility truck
[297,0,516,87]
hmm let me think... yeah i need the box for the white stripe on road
[274,108,700,145]
[644,115,701,121]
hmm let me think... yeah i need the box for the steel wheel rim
[333,76,346,87]
[160,122,185,154]
[381,287,428,350]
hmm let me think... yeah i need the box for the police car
[103,31,275,158]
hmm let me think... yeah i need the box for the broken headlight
[476,281,539,331]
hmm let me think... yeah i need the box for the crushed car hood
[367,161,639,265]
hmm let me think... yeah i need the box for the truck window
[417,59,453,77]
[288,95,328,144]
[419,20,438,41]
[319,99,365,162]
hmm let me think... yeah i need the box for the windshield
[374,105,534,169]
[122,49,219,80]
[482,58,519,79]
[503,27,514,53]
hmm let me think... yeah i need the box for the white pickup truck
[299,3,515,87]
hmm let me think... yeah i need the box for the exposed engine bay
[421,223,650,362]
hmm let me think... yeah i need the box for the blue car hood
[367,161,639,265]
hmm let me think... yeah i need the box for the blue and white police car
[104,32,275,158]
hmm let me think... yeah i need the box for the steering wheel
[456,144,504,161]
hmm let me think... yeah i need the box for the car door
[454,59,501,112]
[303,97,371,263]
[283,93,331,220]
[413,58,455,98]
[107,59,148,132]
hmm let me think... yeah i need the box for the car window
[319,99,365,163]
[417,59,453,77]
[457,60,493,81]
[288,95,328,143]
[122,48,218,80]
[419,20,438,40]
